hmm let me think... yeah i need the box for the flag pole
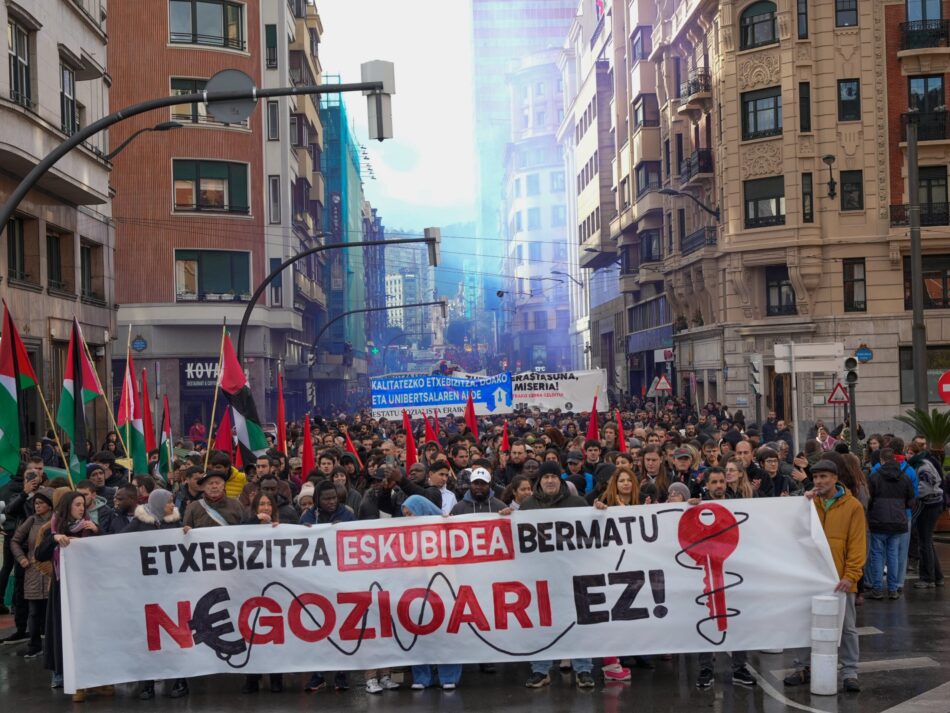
[204,321,227,471]
[124,325,132,464]
[79,328,129,459]
[33,386,73,489]
[165,395,174,482]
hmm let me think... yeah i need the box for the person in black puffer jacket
[865,449,916,598]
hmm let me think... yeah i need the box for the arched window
[740,1,778,50]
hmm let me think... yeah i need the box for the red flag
[301,414,315,477]
[213,407,233,459]
[402,410,417,469]
[501,421,510,452]
[586,395,599,441]
[433,409,441,436]
[423,411,438,445]
[276,370,287,454]
[344,430,363,470]
[464,391,479,440]
[140,369,156,453]
[616,409,627,453]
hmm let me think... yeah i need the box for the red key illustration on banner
[677,504,739,633]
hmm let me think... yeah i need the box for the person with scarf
[34,489,100,701]
[10,487,54,658]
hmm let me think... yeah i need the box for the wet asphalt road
[1,545,948,713]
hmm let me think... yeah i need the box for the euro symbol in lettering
[189,587,247,658]
[677,504,738,632]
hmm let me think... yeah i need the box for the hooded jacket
[867,461,916,534]
[519,479,589,510]
[122,503,183,533]
[450,489,507,515]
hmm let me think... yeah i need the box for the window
[515,244,524,263]
[80,243,102,301]
[899,346,950,403]
[526,173,540,196]
[919,167,949,225]
[174,250,250,300]
[266,101,279,140]
[7,217,28,281]
[797,0,808,38]
[527,207,541,230]
[265,24,277,68]
[909,75,944,113]
[766,266,796,316]
[173,160,249,213]
[835,0,858,27]
[59,63,79,135]
[514,212,523,232]
[742,87,782,140]
[533,311,548,330]
[268,175,280,224]
[837,79,861,121]
[673,58,682,98]
[169,0,245,50]
[552,205,567,227]
[7,19,31,107]
[47,233,67,291]
[664,139,671,179]
[840,170,864,211]
[675,134,684,173]
[666,212,673,253]
[903,254,950,308]
[799,82,811,132]
[744,176,786,228]
[843,258,866,312]
[677,208,686,245]
[631,26,652,60]
[534,82,545,97]
[633,94,659,128]
[802,173,814,223]
[529,242,542,261]
[635,161,661,196]
[270,257,282,306]
[551,171,565,192]
[553,241,568,261]
[171,78,223,125]
[513,178,521,197]
[907,0,942,22]
[740,1,778,50]
[556,310,570,330]
[534,109,546,127]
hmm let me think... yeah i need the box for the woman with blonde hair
[597,467,641,507]
[723,457,755,499]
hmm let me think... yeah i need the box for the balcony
[294,269,327,307]
[898,21,950,74]
[679,149,714,184]
[901,111,950,141]
[677,70,712,121]
[745,214,785,230]
[889,202,950,226]
[289,50,317,87]
[680,226,716,256]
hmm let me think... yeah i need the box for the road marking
[746,665,827,713]
[771,656,940,679]
[879,681,950,713]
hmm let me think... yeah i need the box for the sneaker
[442,682,457,690]
[868,590,885,600]
[696,668,714,690]
[168,679,189,698]
[304,674,326,692]
[51,674,64,689]
[525,672,550,688]
[576,671,595,689]
[888,590,901,600]
[914,581,935,589]
[843,677,860,693]
[936,579,945,587]
[602,665,632,682]
[479,663,497,674]
[334,672,349,691]
[19,647,42,658]
[0,631,29,645]
[365,678,383,694]
[379,675,400,690]
[783,667,810,687]
[559,659,572,671]
[411,683,426,690]
[732,666,757,688]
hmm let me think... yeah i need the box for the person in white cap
[451,467,507,514]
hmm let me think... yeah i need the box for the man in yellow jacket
[785,459,867,693]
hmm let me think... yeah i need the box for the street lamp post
[551,269,583,287]
[381,331,436,374]
[103,121,182,161]
[658,187,720,221]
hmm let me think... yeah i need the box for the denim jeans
[867,532,902,593]
[411,664,462,687]
[531,658,592,675]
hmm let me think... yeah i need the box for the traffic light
[343,341,353,367]
[844,356,859,385]
[749,354,764,395]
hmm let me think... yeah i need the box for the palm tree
[894,408,950,459]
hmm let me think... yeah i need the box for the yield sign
[655,373,673,392]
[827,382,849,405]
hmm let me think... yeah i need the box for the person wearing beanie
[295,482,315,511]
[667,481,692,503]
[10,486,54,657]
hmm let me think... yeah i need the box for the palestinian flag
[117,349,148,475]
[219,333,268,465]
[55,319,102,481]
[140,369,156,453]
[0,304,39,483]
[158,395,173,481]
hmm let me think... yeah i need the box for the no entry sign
[938,370,950,405]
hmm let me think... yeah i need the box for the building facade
[1,0,114,446]
[502,48,573,372]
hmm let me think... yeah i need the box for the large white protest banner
[61,499,839,692]
[512,369,608,412]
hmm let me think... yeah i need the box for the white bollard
[810,595,841,695]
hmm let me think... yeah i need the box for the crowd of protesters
[0,396,946,701]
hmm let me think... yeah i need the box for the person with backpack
[906,442,945,588]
